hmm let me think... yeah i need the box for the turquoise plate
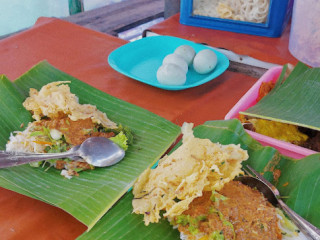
[108,36,229,90]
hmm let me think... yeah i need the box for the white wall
[0,0,69,36]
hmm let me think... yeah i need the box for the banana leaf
[0,61,181,230]
[78,119,320,239]
[241,62,320,131]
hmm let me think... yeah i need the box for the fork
[245,165,320,240]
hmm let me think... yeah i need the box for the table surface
[147,14,298,66]
[0,15,297,240]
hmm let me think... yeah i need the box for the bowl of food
[108,36,229,90]
[225,63,319,159]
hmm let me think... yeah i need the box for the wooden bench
[64,0,164,37]
[0,0,165,40]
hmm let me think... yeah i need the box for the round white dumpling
[156,63,186,86]
[174,45,196,66]
[193,49,218,74]
[163,54,188,73]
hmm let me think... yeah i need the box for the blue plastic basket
[180,0,294,37]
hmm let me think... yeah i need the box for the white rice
[6,123,47,153]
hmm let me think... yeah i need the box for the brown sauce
[35,117,115,146]
[177,181,282,240]
[257,81,275,101]
[34,116,115,174]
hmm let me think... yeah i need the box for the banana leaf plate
[0,61,181,230]
[78,119,320,239]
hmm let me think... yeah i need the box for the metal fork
[244,165,320,240]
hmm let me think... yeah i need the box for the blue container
[180,0,294,37]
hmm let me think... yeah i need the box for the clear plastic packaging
[180,0,294,37]
[192,0,270,24]
[289,0,320,67]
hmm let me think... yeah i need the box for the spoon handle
[278,199,320,240]
[0,151,76,168]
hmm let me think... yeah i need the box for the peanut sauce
[257,81,275,102]
[35,117,115,145]
[35,116,115,175]
[176,181,282,240]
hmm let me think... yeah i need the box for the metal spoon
[0,137,125,168]
[236,167,320,240]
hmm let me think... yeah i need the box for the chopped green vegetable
[188,225,199,235]
[197,215,207,221]
[209,206,217,214]
[29,161,43,167]
[174,215,190,226]
[45,142,70,153]
[210,191,228,202]
[210,231,225,240]
[29,131,45,137]
[110,131,129,150]
[173,214,208,236]
[73,168,84,173]
[105,124,134,145]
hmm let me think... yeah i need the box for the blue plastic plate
[108,36,229,90]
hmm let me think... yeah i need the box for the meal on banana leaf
[132,123,304,240]
[6,81,132,178]
[240,63,320,152]
[240,84,320,152]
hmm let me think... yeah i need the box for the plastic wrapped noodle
[193,0,270,23]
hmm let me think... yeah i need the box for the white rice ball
[193,49,217,74]
[174,45,196,66]
[156,63,187,86]
[163,53,188,73]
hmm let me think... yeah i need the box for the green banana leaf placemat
[0,61,181,230]
[241,62,320,131]
[78,119,320,239]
